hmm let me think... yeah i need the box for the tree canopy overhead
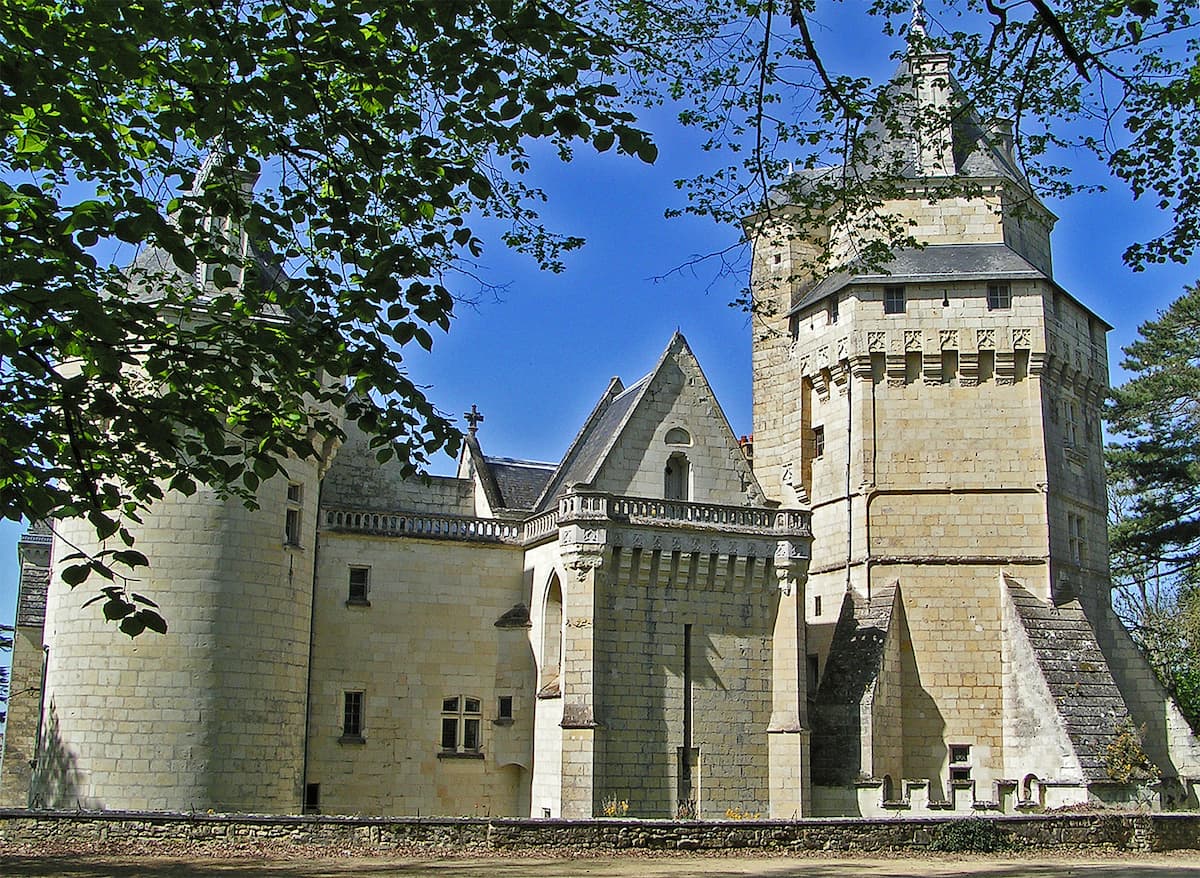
[3,0,1199,631]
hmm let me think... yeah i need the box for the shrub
[929,818,1009,853]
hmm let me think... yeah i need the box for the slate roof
[15,524,51,628]
[1008,582,1133,782]
[811,582,899,785]
[788,242,1052,315]
[852,57,1025,184]
[483,456,556,511]
[532,372,652,512]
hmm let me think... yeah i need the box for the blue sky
[1,13,1195,680]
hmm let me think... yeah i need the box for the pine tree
[1108,284,1200,723]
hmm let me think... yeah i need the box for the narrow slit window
[284,482,303,547]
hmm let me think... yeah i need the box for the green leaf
[62,564,92,587]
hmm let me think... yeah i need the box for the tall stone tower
[30,160,338,812]
[36,468,325,811]
[750,47,1200,811]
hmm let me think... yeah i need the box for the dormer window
[987,282,1011,310]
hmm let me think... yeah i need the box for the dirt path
[4,853,1200,877]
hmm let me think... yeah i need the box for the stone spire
[909,0,926,42]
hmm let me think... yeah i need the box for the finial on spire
[464,404,484,436]
[909,0,927,42]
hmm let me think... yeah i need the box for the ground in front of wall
[3,849,1200,878]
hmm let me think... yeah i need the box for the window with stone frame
[284,482,303,546]
[342,691,364,741]
[441,695,482,753]
[664,452,690,501]
[347,566,370,606]
[949,743,971,782]
[829,296,839,325]
[1068,513,1086,564]
[497,695,514,723]
[812,425,825,459]
[884,285,905,315]
[1064,401,1080,447]
[987,281,1011,310]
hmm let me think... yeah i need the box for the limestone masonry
[3,42,1200,818]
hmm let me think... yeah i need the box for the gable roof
[532,372,648,512]
[532,332,764,512]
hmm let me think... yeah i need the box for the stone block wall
[593,541,777,818]
[2,809,1199,853]
[307,531,529,817]
[592,348,761,507]
[35,465,322,813]
[0,625,43,807]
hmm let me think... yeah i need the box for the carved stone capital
[564,548,605,581]
[774,538,812,595]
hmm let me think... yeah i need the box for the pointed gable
[534,333,764,511]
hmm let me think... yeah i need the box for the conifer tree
[1108,284,1200,723]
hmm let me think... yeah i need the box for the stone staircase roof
[1008,583,1132,781]
[811,582,898,784]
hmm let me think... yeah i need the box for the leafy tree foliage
[1108,284,1200,725]
[1,0,665,624]
[3,0,1199,632]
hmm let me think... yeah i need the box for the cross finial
[464,404,484,435]
[910,0,927,41]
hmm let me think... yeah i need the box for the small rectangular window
[949,744,971,782]
[884,285,905,315]
[284,482,303,546]
[1068,513,1086,563]
[348,566,370,605]
[812,425,825,459]
[342,691,364,739]
[987,282,1011,310]
[441,717,458,749]
[814,594,822,616]
[829,297,839,324]
[1062,400,1080,449]
[498,695,514,720]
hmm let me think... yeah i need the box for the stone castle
[3,43,1200,818]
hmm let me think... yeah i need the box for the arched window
[664,452,690,501]
[664,426,691,446]
[539,574,563,698]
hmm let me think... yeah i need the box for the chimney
[738,434,754,468]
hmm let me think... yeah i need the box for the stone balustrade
[323,508,524,544]
[323,491,811,546]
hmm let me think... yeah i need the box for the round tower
[35,459,325,812]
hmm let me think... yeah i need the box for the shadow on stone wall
[29,700,101,810]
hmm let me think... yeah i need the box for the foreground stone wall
[1,809,1198,853]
